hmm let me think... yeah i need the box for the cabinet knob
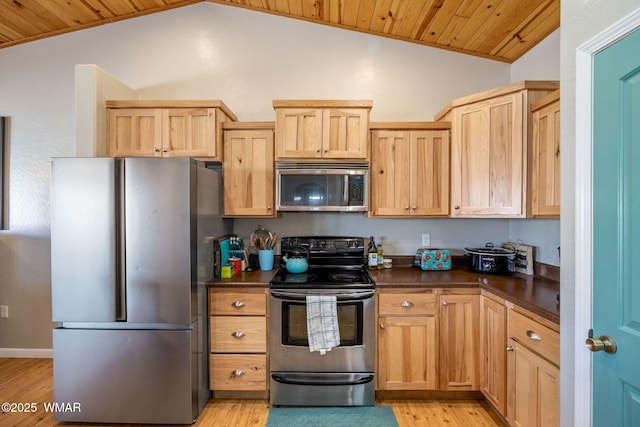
[379,323,385,329]
[400,301,414,308]
[454,205,460,210]
[267,206,272,210]
[324,149,328,153]
[231,331,245,338]
[404,205,410,210]
[232,369,245,377]
[412,206,417,210]
[506,346,514,352]
[231,301,245,308]
[526,330,542,341]
[316,149,321,153]
[154,148,161,153]
[442,300,448,306]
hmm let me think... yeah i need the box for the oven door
[269,289,375,373]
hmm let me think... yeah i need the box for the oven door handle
[271,373,374,386]
[270,290,375,302]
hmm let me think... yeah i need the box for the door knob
[586,335,617,354]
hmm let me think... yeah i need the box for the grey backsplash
[233,214,560,267]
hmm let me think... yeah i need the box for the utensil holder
[258,249,274,271]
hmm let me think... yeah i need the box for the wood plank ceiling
[0,0,559,63]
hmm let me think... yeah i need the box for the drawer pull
[400,301,414,308]
[526,330,542,341]
[232,331,245,338]
[232,369,245,377]
[231,301,246,308]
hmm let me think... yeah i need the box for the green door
[592,27,640,426]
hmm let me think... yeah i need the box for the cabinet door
[438,293,480,390]
[108,108,162,157]
[411,130,450,216]
[370,130,411,216]
[322,108,369,159]
[479,295,507,415]
[223,129,275,217]
[164,108,217,158]
[451,93,525,217]
[507,340,560,427]
[531,100,560,217]
[377,315,437,390]
[275,108,323,159]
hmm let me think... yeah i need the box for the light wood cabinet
[107,100,237,159]
[507,306,560,427]
[208,288,268,392]
[479,292,507,416]
[377,290,438,390]
[222,122,276,217]
[530,89,560,217]
[273,100,372,160]
[435,81,559,218]
[438,289,480,391]
[369,123,450,217]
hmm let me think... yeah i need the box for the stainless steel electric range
[269,236,375,406]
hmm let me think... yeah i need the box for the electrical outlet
[0,305,8,319]
[421,233,431,247]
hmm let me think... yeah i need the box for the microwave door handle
[343,175,349,206]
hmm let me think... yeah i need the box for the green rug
[266,406,399,426]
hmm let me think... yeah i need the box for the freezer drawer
[53,328,202,424]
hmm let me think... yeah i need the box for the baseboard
[0,348,53,358]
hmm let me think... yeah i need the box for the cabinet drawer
[509,310,559,365]
[210,316,266,352]
[209,291,266,315]
[209,354,267,391]
[378,293,437,315]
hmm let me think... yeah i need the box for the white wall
[561,2,640,427]
[510,29,561,83]
[0,2,558,351]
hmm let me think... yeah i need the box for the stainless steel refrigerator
[50,157,230,424]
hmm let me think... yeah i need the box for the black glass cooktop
[270,266,375,289]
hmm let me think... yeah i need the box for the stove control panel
[281,236,365,254]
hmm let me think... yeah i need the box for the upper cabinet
[273,100,372,160]
[530,89,560,217]
[369,122,450,217]
[107,100,237,160]
[223,122,276,218]
[435,81,559,218]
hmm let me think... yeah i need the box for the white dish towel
[306,295,341,355]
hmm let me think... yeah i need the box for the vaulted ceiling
[0,0,559,63]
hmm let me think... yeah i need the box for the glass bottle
[377,243,384,268]
[367,236,378,270]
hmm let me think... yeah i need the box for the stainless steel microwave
[275,162,368,212]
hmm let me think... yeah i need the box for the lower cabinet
[438,289,480,391]
[377,290,438,390]
[506,308,560,427]
[480,292,508,415]
[208,288,268,393]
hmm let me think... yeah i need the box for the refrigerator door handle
[115,160,127,321]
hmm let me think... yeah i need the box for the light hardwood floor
[0,358,504,426]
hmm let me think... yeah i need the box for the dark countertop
[207,267,560,324]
